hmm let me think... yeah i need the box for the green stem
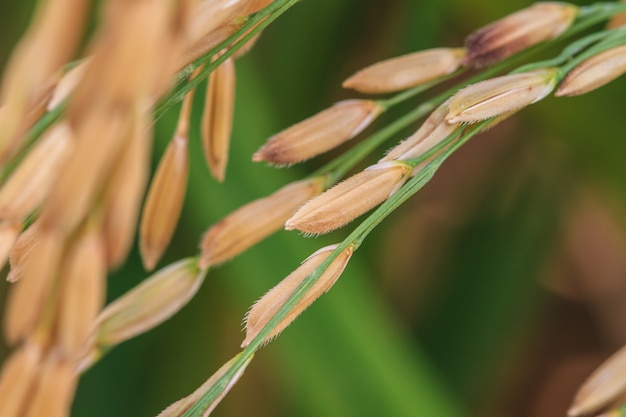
[560,26,626,74]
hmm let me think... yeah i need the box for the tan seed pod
[608,12,626,29]
[22,354,76,417]
[94,258,204,350]
[286,161,412,235]
[55,221,106,358]
[0,343,42,417]
[464,2,578,67]
[0,123,73,223]
[140,85,195,271]
[0,222,20,272]
[446,68,559,124]
[140,133,189,271]
[202,57,236,182]
[252,99,383,165]
[157,353,254,417]
[4,229,63,345]
[569,344,626,417]
[199,177,325,269]
[343,48,466,94]
[243,244,353,347]
[381,101,460,162]
[556,45,626,97]
[7,221,40,283]
[102,103,151,268]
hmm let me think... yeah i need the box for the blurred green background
[2,1,626,416]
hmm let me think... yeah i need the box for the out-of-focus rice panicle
[56,221,106,358]
[202,57,236,182]
[252,100,383,165]
[7,221,40,283]
[464,2,578,67]
[102,103,152,268]
[285,161,412,234]
[94,258,204,350]
[0,222,20,272]
[0,0,88,159]
[39,109,128,235]
[446,68,559,124]
[569,344,626,417]
[0,343,42,417]
[4,230,63,345]
[343,48,466,94]
[0,123,73,223]
[556,45,626,97]
[243,244,353,347]
[157,353,254,417]
[199,177,325,269]
[22,354,76,417]
[68,0,170,112]
[47,61,88,110]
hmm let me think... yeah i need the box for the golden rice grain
[94,258,204,351]
[4,229,63,344]
[140,92,192,271]
[199,177,325,269]
[252,100,383,165]
[0,123,73,223]
[464,2,578,67]
[286,161,412,234]
[556,45,626,97]
[202,57,236,182]
[446,68,559,124]
[0,343,42,417]
[56,221,106,358]
[243,244,353,347]
[343,48,466,94]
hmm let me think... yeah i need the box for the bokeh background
[2,0,626,416]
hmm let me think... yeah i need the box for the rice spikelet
[4,230,63,344]
[94,258,205,350]
[202,57,236,182]
[343,48,466,94]
[243,244,353,347]
[446,68,559,124]
[55,221,106,358]
[0,343,42,417]
[253,100,383,165]
[286,161,412,234]
[569,344,626,417]
[199,177,325,269]
[0,123,73,223]
[157,353,254,417]
[464,2,578,67]
[102,102,152,268]
[140,93,192,271]
[556,45,626,97]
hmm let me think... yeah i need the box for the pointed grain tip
[251,151,265,162]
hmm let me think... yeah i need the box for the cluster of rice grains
[0,1,626,416]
